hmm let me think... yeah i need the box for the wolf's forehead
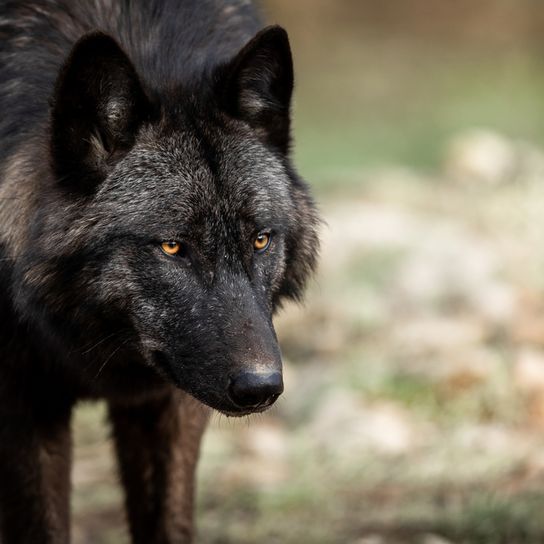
[101,131,292,219]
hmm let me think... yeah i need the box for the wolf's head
[22,27,318,415]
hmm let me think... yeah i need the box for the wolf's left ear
[217,25,294,154]
[51,32,151,192]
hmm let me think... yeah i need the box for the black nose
[228,371,284,409]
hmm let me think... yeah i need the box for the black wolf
[0,0,319,542]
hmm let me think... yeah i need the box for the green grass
[197,463,544,544]
[440,491,544,544]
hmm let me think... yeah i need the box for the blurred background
[73,1,544,542]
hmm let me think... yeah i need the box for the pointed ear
[217,25,294,154]
[50,32,151,192]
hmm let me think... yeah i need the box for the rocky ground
[71,132,544,543]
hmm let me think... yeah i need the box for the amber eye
[161,241,182,256]
[253,232,271,253]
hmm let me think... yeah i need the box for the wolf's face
[20,27,318,415]
[83,122,312,414]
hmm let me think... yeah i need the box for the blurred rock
[514,348,544,394]
[351,536,385,544]
[439,347,502,392]
[514,348,544,428]
[422,535,454,544]
[326,202,418,251]
[513,321,544,347]
[308,390,428,457]
[216,424,290,490]
[444,129,516,185]
[392,316,487,357]
[453,423,532,456]
[241,421,288,461]
[444,128,544,186]
[219,454,290,489]
[394,223,516,325]
[470,280,517,326]
[512,303,544,347]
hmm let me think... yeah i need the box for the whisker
[93,337,130,381]
[81,332,119,355]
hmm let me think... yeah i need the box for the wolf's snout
[228,371,283,409]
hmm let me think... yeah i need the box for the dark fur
[0,1,320,542]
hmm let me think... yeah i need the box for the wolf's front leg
[0,397,72,544]
[109,389,209,544]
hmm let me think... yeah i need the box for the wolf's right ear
[51,32,151,192]
[217,26,294,155]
